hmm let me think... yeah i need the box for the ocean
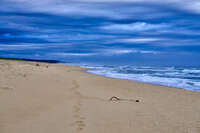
[67,63,200,92]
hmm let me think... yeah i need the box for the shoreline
[1,59,200,133]
[60,61,200,92]
[85,70,197,92]
[1,57,199,92]
[84,69,199,95]
[68,63,198,93]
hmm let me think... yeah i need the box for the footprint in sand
[74,105,81,112]
[76,120,86,131]
[72,106,86,132]
[0,86,13,90]
[0,86,13,94]
[70,80,87,132]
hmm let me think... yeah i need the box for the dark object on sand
[46,65,48,68]
[110,96,121,101]
[109,96,140,102]
[36,64,40,66]
[135,100,140,102]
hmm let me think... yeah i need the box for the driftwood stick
[109,96,121,101]
[109,96,140,102]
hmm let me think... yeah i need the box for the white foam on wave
[62,62,200,91]
[182,69,200,73]
[86,65,200,92]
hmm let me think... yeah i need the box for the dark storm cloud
[0,0,200,66]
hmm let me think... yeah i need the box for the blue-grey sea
[67,63,200,92]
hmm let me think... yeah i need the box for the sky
[0,0,200,66]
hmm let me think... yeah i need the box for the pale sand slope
[0,60,200,133]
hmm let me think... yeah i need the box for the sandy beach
[0,59,200,133]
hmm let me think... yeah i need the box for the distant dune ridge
[0,57,60,63]
[0,59,200,133]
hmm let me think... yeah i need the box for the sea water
[68,63,200,92]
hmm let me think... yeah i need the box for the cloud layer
[0,0,200,65]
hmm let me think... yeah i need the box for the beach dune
[0,60,200,133]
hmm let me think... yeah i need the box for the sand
[0,59,200,133]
